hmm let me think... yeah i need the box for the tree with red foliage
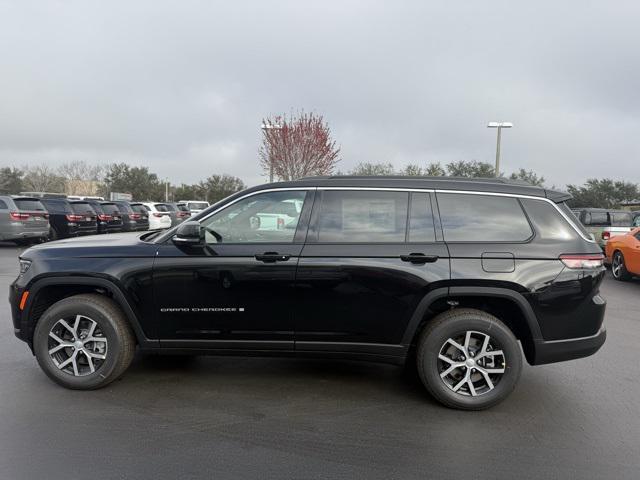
[259,111,340,181]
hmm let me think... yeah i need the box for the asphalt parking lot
[0,244,638,479]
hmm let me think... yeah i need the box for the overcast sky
[0,1,638,188]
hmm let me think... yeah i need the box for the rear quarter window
[522,199,579,241]
[437,193,533,242]
[0,199,9,209]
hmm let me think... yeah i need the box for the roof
[249,176,571,203]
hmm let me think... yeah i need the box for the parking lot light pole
[487,122,513,177]
[261,122,283,183]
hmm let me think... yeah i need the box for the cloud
[0,0,638,189]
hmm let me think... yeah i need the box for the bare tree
[259,112,340,181]
[22,164,65,192]
[58,160,105,195]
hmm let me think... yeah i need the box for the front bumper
[530,327,606,365]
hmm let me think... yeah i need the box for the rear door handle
[400,253,439,264]
[255,252,291,263]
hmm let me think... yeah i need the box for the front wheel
[33,294,136,389]
[416,308,522,410]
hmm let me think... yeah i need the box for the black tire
[416,308,522,410]
[33,294,136,390]
[49,227,58,241]
[611,251,632,281]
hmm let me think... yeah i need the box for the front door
[295,189,450,355]
[153,189,313,350]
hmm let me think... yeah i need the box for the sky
[0,0,638,189]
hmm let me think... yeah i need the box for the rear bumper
[0,229,48,241]
[530,327,606,365]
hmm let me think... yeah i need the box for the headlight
[19,259,32,275]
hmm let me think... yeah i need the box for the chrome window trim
[186,185,594,244]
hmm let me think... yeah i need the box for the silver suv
[0,196,50,245]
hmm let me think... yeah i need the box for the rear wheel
[416,308,522,410]
[33,294,136,389]
[611,251,631,281]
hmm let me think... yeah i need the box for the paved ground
[0,243,638,479]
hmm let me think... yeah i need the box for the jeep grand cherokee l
[10,177,606,410]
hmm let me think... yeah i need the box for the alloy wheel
[437,330,506,397]
[612,253,622,278]
[47,314,108,376]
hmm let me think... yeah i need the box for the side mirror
[172,221,202,246]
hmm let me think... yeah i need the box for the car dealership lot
[0,243,638,479]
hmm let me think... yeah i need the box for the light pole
[487,122,513,177]
[261,122,283,183]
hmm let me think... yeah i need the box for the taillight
[601,231,611,240]
[177,212,189,218]
[277,217,284,229]
[97,214,112,221]
[65,214,83,222]
[43,213,49,219]
[559,254,604,269]
[152,213,164,218]
[10,212,29,221]
[130,213,141,220]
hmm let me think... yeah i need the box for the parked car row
[0,195,205,245]
[571,207,637,249]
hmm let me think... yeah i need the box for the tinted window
[202,190,307,243]
[101,204,120,215]
[0,200,7,209]
[71,203,96,215]
[154,204,169,212]
[130,204,147,214]
[634,216,640,227]
[522,199,579,241]
[188,202,209,210]
[610,212,632,227]
[14,199,45,211]
[114,202,133,213]
[438,193,532,242]
[408,193,436,242]
[316,191,408,243]
[176,204,189,212]
[42,199,73,214]
[585,212,608,225]
[164,204,178,211]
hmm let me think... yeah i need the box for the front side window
[437,193,533,242]
[315,190,408,243]
[201,190,307,243]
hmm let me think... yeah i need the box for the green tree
[424,162,446,176]
[198,174,245,203]
[446,160,496,178]
[0,167,24,194]
[566,179,639,209]
[349,162,395,175]
[509,168,545,186]
[103,163,164,201]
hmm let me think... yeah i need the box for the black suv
[42,198,98,239]
[10,177,606,410]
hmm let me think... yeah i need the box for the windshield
[188,202,209,210]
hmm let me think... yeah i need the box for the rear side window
[437,193,532,242]
[610,212,632,227]
[522,199,579,241]
[71,203,96,215]
[14,199,45,211]
[584,212,608,226]
[316,191,408,243]
[408,193,436,242]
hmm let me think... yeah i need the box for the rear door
[295,188,450,354]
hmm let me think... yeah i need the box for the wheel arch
[403,286,543,365]
[22,276,153,350]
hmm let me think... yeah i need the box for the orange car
[605,227,640,281]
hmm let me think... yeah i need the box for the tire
[49,227,58,241]
[33,294,136,390]
[611,251,631,281]
[416,308,522,410]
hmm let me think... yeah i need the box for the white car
[140,202,172,230]
[179,200,210,214]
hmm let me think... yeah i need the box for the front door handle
[400,253,439,264]
[255,252,291,263]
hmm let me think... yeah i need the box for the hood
[23,232,159,259]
